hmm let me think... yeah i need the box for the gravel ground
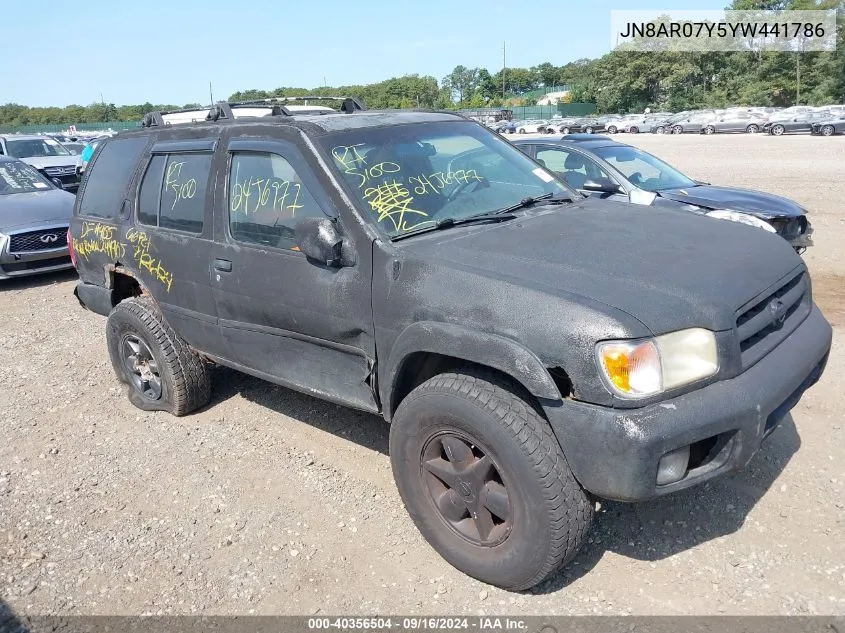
[1,134,843,616]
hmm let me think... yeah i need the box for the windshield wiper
[390,211,517,242]
[494,192,572,214]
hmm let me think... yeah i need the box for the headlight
[706,209,777,233]
[596,328,719,398]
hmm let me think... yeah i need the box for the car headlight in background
[706,209,777,233]
[596,328,719,398]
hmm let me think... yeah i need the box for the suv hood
[401,197,802,335]
[656,184,805,219]
[18,156,76,169]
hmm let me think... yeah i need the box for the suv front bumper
[545,303,832,502]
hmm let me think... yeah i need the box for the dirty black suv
[69,97,833,591]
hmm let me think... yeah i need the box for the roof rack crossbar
[141,95,367,127]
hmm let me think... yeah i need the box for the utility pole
[502,41,506,99]
[209,81,214,105]
[796,55,801,105]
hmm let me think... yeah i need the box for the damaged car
[69,99,831,591]
[512,135,814,252]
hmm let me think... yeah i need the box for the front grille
[770,216,808,240]
[735,270,810,369]
[42,166,76,177]
[8,229,68,253]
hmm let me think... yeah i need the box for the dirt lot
[1,134,843,616]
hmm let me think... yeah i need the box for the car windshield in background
[592,145,697,192]
[0,161,52,195]
[6,137,72,158]
[320,121,572,237]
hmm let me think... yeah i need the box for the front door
[531,145,628,202]
[209,135,378,413]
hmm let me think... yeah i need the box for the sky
[2,0,729,108]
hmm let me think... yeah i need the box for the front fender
[381,321,562,419]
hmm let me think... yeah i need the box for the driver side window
[535,147,612,190]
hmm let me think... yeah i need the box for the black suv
[69,98,832,591]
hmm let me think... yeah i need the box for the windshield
[593,144,696,192]
[6,137,72,158]
[319,121,573,237]
[0,161,54,195]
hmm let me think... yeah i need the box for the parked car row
[484,103,845,137]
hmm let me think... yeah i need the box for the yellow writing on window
[409,169,484,196]
[331,144,401,189]
[363,180,430,233]
[163,160,198,211]
[230,175,303,218]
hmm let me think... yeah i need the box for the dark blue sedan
[511,135,813,252]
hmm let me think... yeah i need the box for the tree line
[1,0,842,128]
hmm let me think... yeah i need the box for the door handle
[213,258,232,272]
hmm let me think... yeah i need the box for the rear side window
[78,137,148,218]
[137,152,212,233]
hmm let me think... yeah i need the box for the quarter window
[137,152,211,233]
[78,137,148,218]
[228,151,326,250]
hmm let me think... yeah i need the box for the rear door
[131,138,223,355]
[208,132,378,412]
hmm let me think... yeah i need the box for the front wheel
[821,125,835,137]
[655,126,665,134]
[746,124,759,133]
[584,126,593,134]
[518,128,526,134]
[771,124,785,136]
[672,125,683,134]
[562,127,570,135]
[704,125,715,135]
[629,126,639,134]
[106,297,211,416]
[607,125,617,134]
[390,368,594,591]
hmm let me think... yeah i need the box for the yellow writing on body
[75,221,126,261]
[230,175,303,218]
[163,160,197,210]
[126,228,173,292]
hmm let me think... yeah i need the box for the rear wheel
[821,125,835,137]
[704,125,715,135]
[655,126,665,134]
[390,367,594,590]
[518,128,526,134]
[746,124,759,133]
[771,124,785,136]
[629,126,639,134]
[106,297,211,416]
[584,126,594,134]
[562,127,570,135]
[672,125,683,134]
[607,125,617,134]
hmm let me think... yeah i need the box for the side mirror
[51,178,63,189]
[582,179,622,194]
[295,217,355,267]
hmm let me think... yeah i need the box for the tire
[584,126,594,134]
[607,125,617,134]
[672,125,683,134]
[821,125,835,137]
[389,367,594,591]
[630,126,639,134]
[704,125,715,135]
[655,126,665,134]
[562,127,570,135]
[746,124,759,133]
[772,124,785,136]
[106,297,211,416]
[518,128,526,134]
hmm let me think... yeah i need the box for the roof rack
[140,96,366,127]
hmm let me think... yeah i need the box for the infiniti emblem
[39,233,58,243]
[768,298,787,327]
